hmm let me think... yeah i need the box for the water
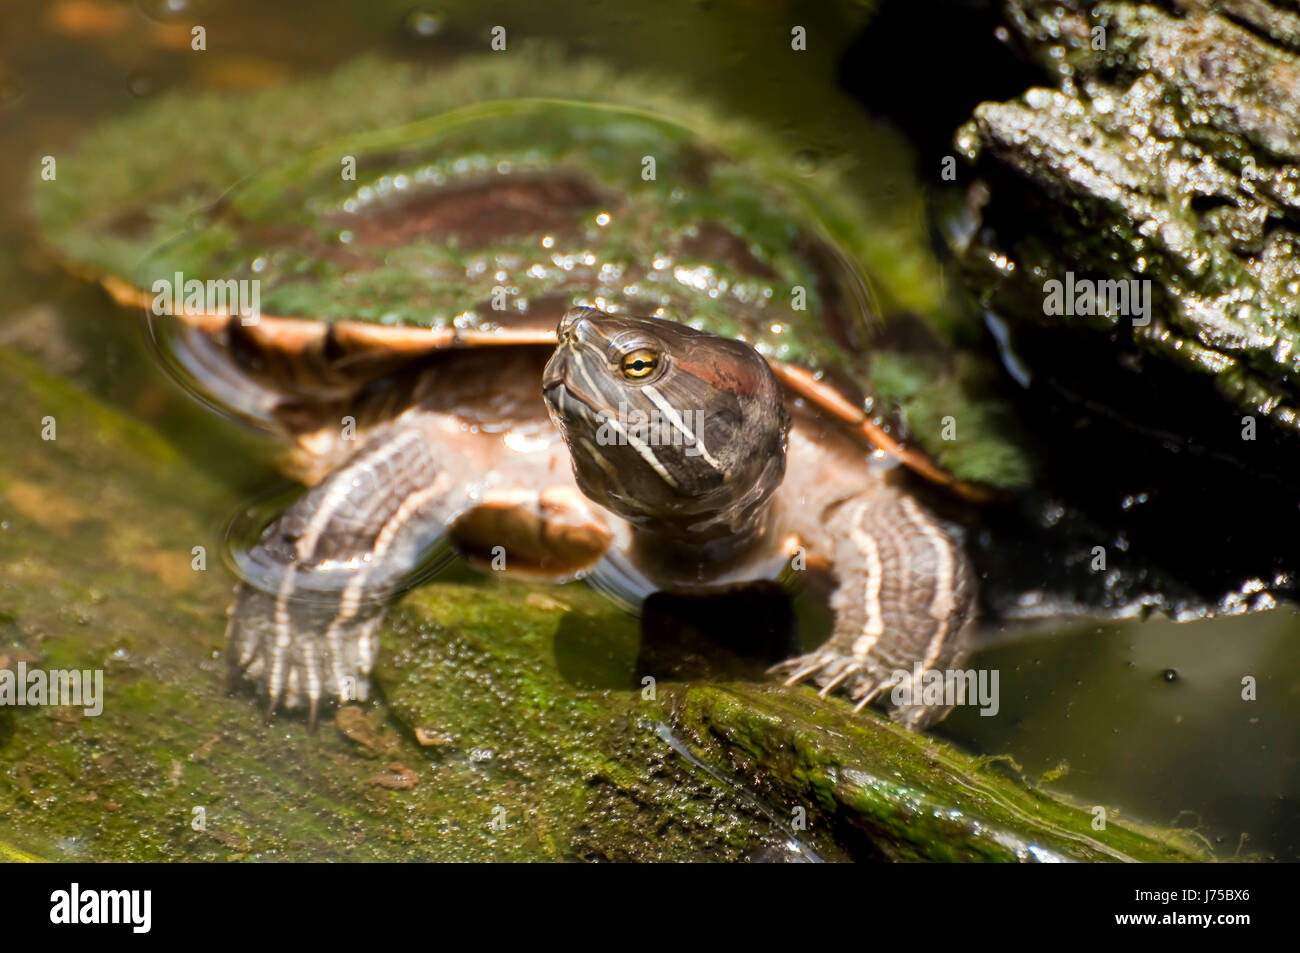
[943,614,1299,861]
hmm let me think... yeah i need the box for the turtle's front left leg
[774,487,977,729]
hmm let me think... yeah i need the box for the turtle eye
[620,347,659,380]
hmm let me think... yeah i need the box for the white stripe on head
[642,383,722,471]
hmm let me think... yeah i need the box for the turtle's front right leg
[226,410,612,724]
[227,416,456,723]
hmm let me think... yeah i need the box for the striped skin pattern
[226,349,613,723]
[228,419,456,720]
[542,308,788,562]
[773,488,976,729]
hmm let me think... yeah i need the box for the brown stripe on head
[671,338,779,400]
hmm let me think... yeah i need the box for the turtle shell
[39,54,1032,496]
[77,99,980,495]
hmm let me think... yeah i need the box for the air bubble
[404,10,444,38]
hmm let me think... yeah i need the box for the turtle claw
[771,654,831,687]
[774,647,909,721]
[771,491,979,730]
[227,578,387,723]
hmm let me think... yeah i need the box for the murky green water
[1,0,1295,860]
[944,614,1299,860]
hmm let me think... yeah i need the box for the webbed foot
[774,491,976,730]
[224,412,611,724]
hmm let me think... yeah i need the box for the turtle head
[543,307,789,540]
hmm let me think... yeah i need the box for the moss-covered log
[0,346,1207,861]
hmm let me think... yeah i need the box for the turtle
[44,93,981,729]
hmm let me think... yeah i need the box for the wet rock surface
[870,0,1300,623]
[957,1,1300,435]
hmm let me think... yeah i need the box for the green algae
[141,99,850,372]
[33,49,1035,491]
[674,686,1210,862]
[871,350,1034,489]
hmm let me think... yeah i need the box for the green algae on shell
[34,50,1034,491]
[135,98,875,378]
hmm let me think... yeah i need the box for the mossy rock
[0,347,1205,860]
[955,1,1300,440]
